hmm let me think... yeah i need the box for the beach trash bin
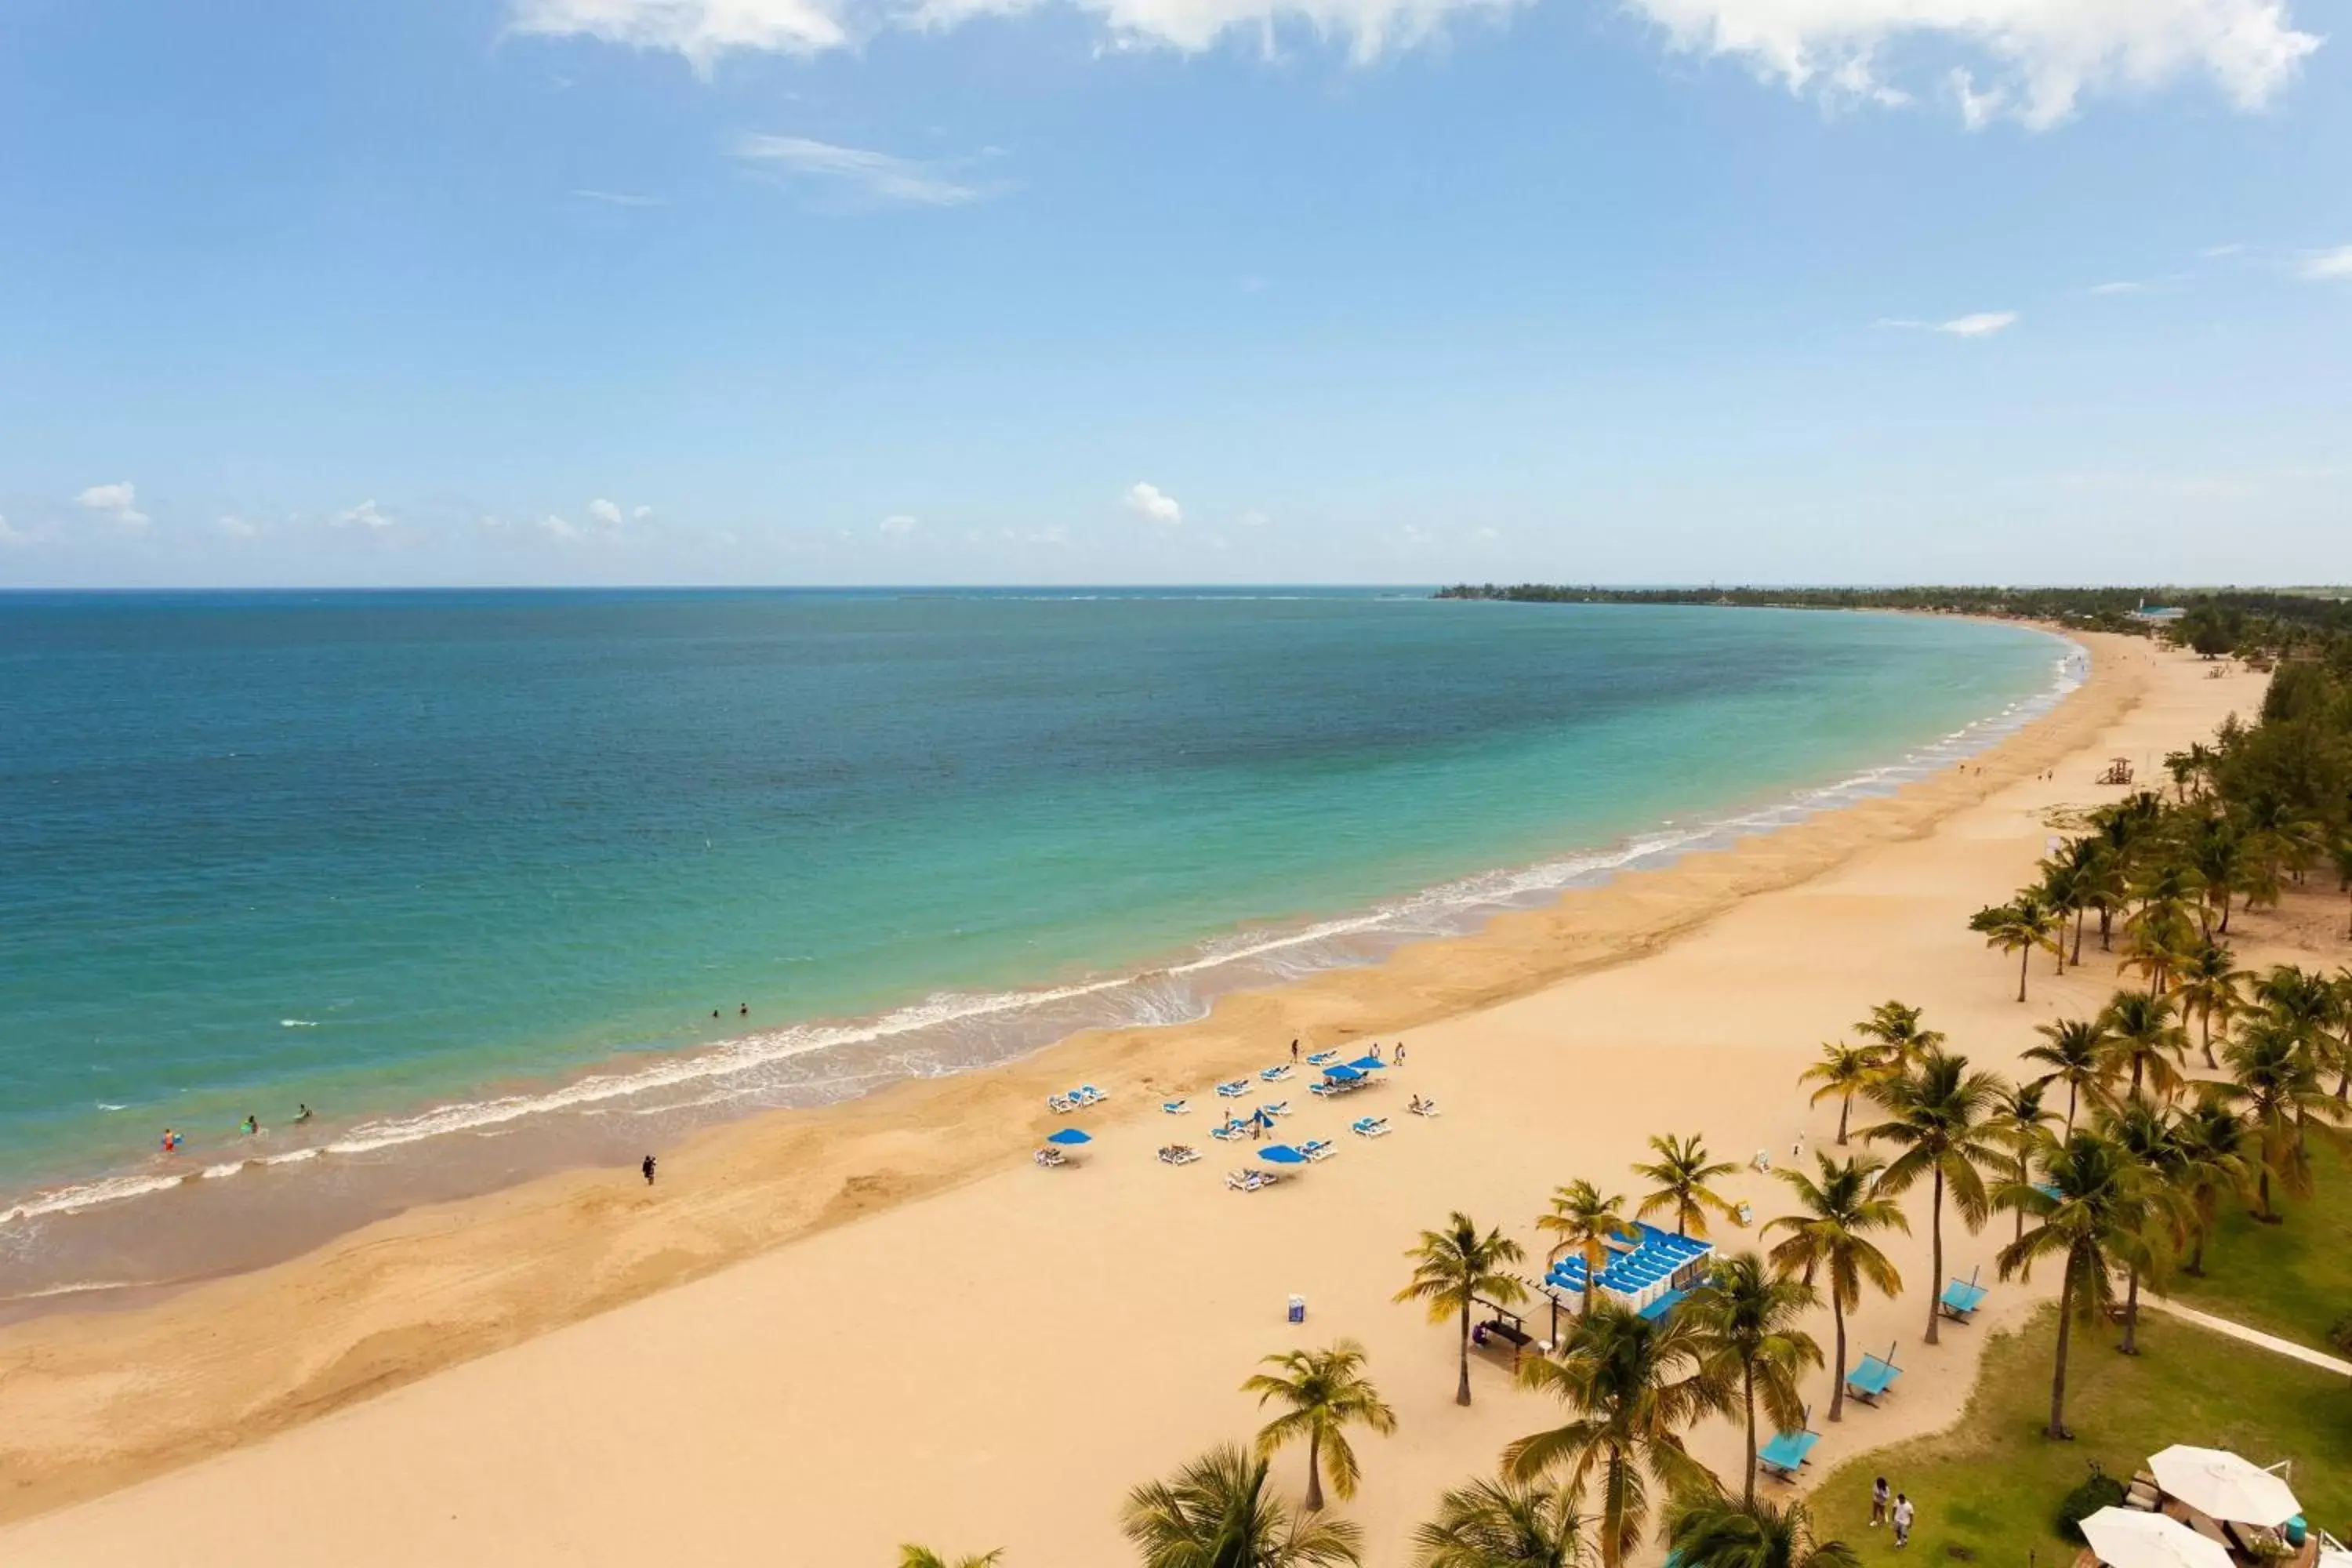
[1287,1294,1306,1324]
[2285,1518,2307,1548]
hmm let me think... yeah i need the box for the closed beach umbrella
[2081,1508,2234,1568]
[2149,1446,2299,1526]
[1258,1145,1307,1165]
[1046,1127,1092,1146]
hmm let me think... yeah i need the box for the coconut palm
[1538,1181,1630,1323]
[1988,1079,2056,1247]
[2090,1095,2190,1355]
[1632,1134,1740,1240]
[1858,1049,2003,1346]
[1243,1340,1398,1512]
[2169,1096,2252,1276]
[2333,837,2352,942]
[1123,1444,1363,1568]
[2098,990,2187,1102]
[1853,1001,1946,1076]
[2219,1017,2343,1222]
[1761,1153,1906,1423]
[2185,816,2245,938]
[1504,1305,1729,1568]
[2024,1018,2104,1134]
[1969,896,2057,1002]
[1410,1476,1589,1568]
[1682,1252,1822,1504]
[1398,1212,1527,1406]
[2174,940,2249,1071]
[1996,1130,2158,1439]
[1662,1493,1860,1568]
[1798,1044,1875,1146]
[899,1551,1003,1568]
[2038,855,2092,975]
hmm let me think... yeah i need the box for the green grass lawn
[2163,1140,2352,1352]
[1804,1308,2352,1568]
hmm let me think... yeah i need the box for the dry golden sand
[0,633,2282,1566]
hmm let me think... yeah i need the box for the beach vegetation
[2020,1018,2104,1134]
[1968,898,2058,1001]
[1679,1251,1821,1504]
[1121,1443,1364,1568]
[898,1549,1003,1567]
[1760,1154,1905,1424]
[1798,1044,1875,1145]
[1632,1134,1740,1240]
[1399,1213,1528,1407]
[1662,1493,1858,1568]
[1993,1130,2157,1439]
[1537,1181,1630,1321]
[1849,1002,1944,1078]
[1241,1339,1397,1513]
[1856,1050,2003,1347]
[1410,1475,1589,1568]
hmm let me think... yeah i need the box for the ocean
[0,589,2075,1305]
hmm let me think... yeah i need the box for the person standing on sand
[641,1154,657,1186]
[1396,1042,1405,1064]
[1871,1477,1889,1526]
[1893,1494,1915,1547]
[1290,1039,1299,1063]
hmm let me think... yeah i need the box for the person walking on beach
[1870,1477,1890,1527]
[1290,1039,1299,1064]
[161,1127,180,1153]
[1395,1042,1405,1064]
[641,1154,657,1186]
[1893,1494,1915,1547]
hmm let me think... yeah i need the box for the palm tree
[1538,1181,1629,1323]
[2186,816,2245,938]
[2332,837,2352,942]
[1971,896,2059,1002]
[1411,1476,1588,1568]
[899,1551,1003,1568]
[2099,990,2187,1102]
[2092,1095,2189,1355]
[1798,1044,1875,1146]
[1123,1445,1363,1568]
[2169,1096,2252,1276]
[1663,1493,1860,1568]
[2126,859,2204,978]
[1859,1049,2003,1346]
[1632,1134,1740,1240]
[2219,1017,2343,1222]
[1853,1001,1945,1076]
[2039,855,2092,975]
[1505,1305,1729,1568]
[1762,1153,1906,1423]
[2174,940,2249,1070]
[1996,1131,2158,1439]
[1988,1079,2056,1247]
[1398,1212,1527,1406]
[2024,1018,2104,1134]
[1242,1340,1398,1512]
[1682,1252,1821,1504]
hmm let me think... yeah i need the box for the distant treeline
[1432,585,2352,664]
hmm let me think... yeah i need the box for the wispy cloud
[1874,311,2019,337]
[572,187,666,208]
[730,134,997,209]
[2088,280,2147,296]
[879,513,919,535]
[331,499,394,530]
[2201,242,2249,258]
[1123,481,1182,526]
[2297,245,2352,281]
[75,481,150,529]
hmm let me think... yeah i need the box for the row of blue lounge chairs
[1046,1085,1108,1112]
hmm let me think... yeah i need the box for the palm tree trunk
[2049,1262,2076,1439]
[2201,1011,2216,1070]
[2100,906,2113,951]
[2073,907,2086,965]
[1925,1166,1946,1345]
[2065,1082,2078,1135]
[2132,1058,2144,1096]
[2257,1166,2274,1222]
[2017,946,2031,1004]
[1742,1363,1758,1506]
[1305,1428,1324,1512]
[1457,1301,1472,1406]
[1828,1294,1848,1423]
[1837,1094,1851,1145]
[2188,1221,2208,1277]
[2119,1267,2140,1355]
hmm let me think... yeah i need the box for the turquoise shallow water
[0,590,2070,1255]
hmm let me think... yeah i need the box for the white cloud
[730,134,992,208]
[1627,0,2320,127]
[588,497,626,527]
[633,504,655,521]
[1875,310,2018,336]
[1123,481,1182,526]
[538,513,580,539]
[216,514,259,537]
[2297,245,2352,281]
[1237,509,1270,528]
[513,0,850,65]
[572,187,665,206]
[332,499,394,530]
[2202,241,2249,257]
[76,481,150,529]
[1026,524,1069,546]
[2088,280,2146,295]
[879,513,919,535]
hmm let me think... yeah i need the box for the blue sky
[2,0,2346,587]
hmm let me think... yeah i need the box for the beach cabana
[1939,1266,1989,1323]
[1757,1408,1820,1482]
[2081,1508,2234,1568]
[2148,1447,2300,1528]
[1845,1342,1902,1405]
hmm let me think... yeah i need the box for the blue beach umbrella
[1047,1127,1093,1145]
[1322,1064,1364,1083]
[1258,1145,1307,1165]
[1346,1054,1385,1072]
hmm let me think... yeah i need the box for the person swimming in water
[293,1103,314,1124]
[241,1113,259,1136]
[161,1127,181,1153]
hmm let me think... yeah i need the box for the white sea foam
[281,1019,319,1028]
[0,631,2086,1230]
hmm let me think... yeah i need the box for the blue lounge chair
[1216,1080,1250,1098]
[1846,1344,1902,1404]
[1939,1267,1988,1323]
[1260,1065,1293,1082]
[1306,1050,1339,1065]
[1758,1412,1819,1481]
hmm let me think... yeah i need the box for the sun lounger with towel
[1211,1118,1251,1142]
[1408,1097,1440,1116]
[1939,1267,1988,1323]
[1261,1100,1289,1118]
[1047,1094,1077,1112]
[1352,1116,1392,1138]
[1226,1169,1279,1192]
[1260,1065,1292,1082]
[1158,1145,1200,1165]
[1033,1147,1067,1168]
[1846,1343,1901,1404]
[1299,1139,1336,1162]
[1162,1099,1188,1115]
[1306,1050,1338,1065]
[1216,1080,1251,1098]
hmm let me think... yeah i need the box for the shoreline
[0,617,2082,1321]
[2,630,2270,1563]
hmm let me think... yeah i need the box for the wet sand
[0,633,2276,1564]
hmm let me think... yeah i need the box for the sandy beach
[0,631,2288,1565]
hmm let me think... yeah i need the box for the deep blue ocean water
[0,590,2069,1230]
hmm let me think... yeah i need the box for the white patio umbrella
[2150,1445,2301,1526]
[2080,1508,2234,1568]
